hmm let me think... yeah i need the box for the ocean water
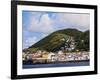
[23,60,89,69]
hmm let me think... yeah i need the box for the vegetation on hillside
[23,28,89,53]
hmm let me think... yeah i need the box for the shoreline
[23,60,90,69]
[23,59,89,65]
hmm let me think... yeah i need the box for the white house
[48,52,57,62]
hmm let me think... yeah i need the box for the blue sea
[23,60,89,69]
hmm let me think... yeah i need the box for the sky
[22,11,90,49]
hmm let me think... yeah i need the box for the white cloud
[27,12,89,34]
[28,13,54,33]
[42,33,48,38]
[23,37,38,48]
[55,13,90,31]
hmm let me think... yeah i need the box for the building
[57,51,66,61]
[48,52,57,62]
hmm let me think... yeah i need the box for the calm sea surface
[23,60,89,69]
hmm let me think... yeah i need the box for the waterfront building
[48,52,57,62]
[57,51,66,61]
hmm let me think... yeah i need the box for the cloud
[23,37,38,48]
[28,13,54,33]
[55,13,90,31]
[27,12,89,33]
[42,33,48,38]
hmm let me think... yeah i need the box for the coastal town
[22,50,89,64]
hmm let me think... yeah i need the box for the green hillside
[24,28,89,52]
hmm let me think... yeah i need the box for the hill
[23,28,89,53]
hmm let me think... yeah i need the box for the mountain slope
[24,28,89,52]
